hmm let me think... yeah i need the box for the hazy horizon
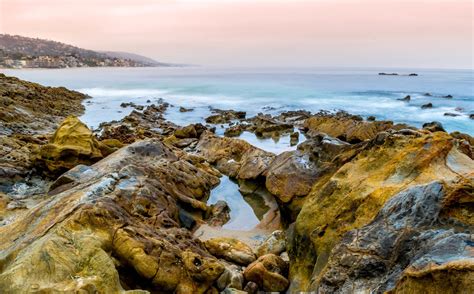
[1,0,472,69]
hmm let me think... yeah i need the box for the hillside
[0,34,168,68]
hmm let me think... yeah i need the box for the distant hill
[0,34,171,68]
[101,51,170,67]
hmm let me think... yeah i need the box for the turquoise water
[2,67,473,135]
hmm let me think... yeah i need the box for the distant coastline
[0,34,174,69]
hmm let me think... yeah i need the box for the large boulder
[265,135,356,204]
[0,139,224,293]
[34,116,118,174]
[318,180,474,293]
[289,131,474,291]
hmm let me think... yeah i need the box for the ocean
[3,66,473,138]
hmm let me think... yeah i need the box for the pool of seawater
[207,176,269,231]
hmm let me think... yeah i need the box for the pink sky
[0,0,472,68]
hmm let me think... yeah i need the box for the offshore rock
[290,131,474,291]
[0,139,224,293]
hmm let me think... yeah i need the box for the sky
[0,0,472,69]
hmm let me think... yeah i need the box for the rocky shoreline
[0,74,472,293]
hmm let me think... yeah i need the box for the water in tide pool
[207,176,260,231]
[3,67,473,151]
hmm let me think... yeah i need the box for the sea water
[3,66,473,144]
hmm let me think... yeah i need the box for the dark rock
[205,109,246,124]
[318,181,473,293]
[179,106,194,112]
[398,95,411,102]
[443,95,453,99]
[120,102,144,110]
[444,112,460,117]
[367,116,376,121]
[421,103,433,109]
[243,281,259,294]
[206,200,231,227]
[423,93,432,96]
[224,125,244,137]
[422,121,445,132]
[290,132,299,146]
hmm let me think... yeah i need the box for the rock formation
[289,130,473,292]
[0,139,224,293]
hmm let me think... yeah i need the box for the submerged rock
[206,200,231,227]
[398,95,411,102]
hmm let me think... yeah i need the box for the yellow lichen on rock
[34,116,114,174]
[291,131,473,291]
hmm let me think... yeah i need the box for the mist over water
[3,66,473,135]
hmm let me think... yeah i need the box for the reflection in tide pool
[237,131,301,154]
[207,176,260,231]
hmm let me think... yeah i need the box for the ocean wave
[76,87,170,98]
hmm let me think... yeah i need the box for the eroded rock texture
[0,74,86,185]
[0,139,225,293]
[289,131,474,292]
[318,180,473,294]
